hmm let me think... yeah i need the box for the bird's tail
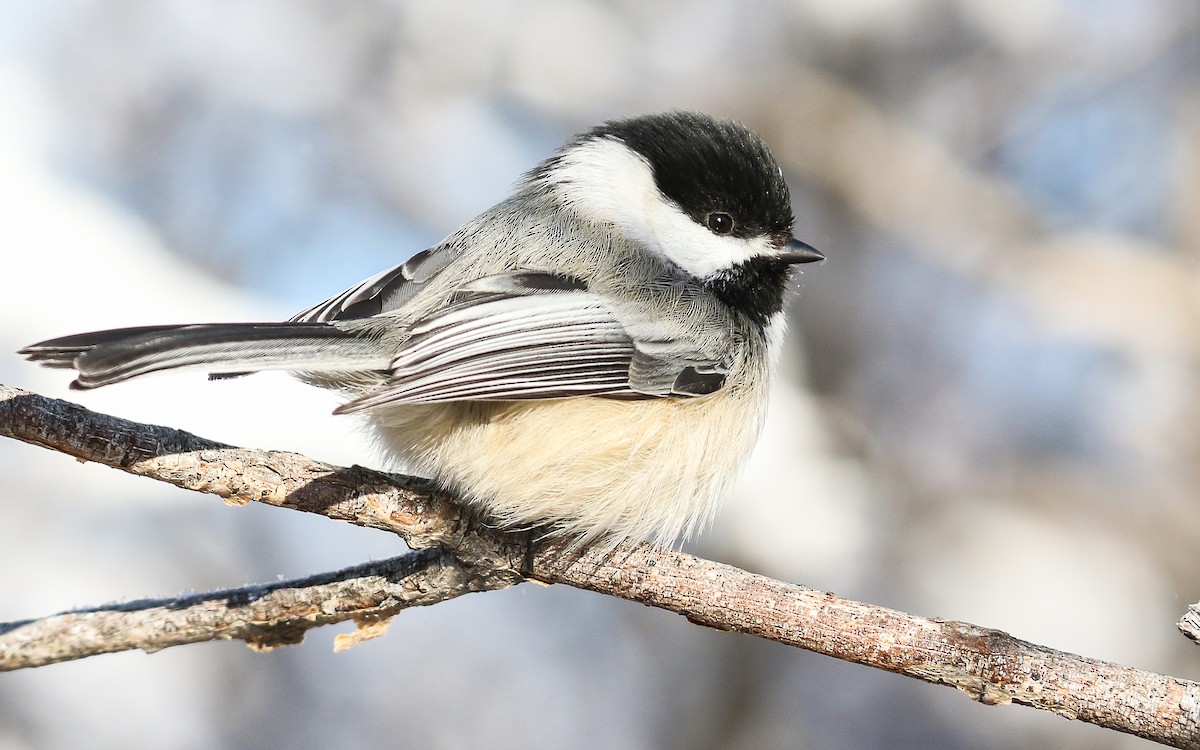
[20,323,391,390]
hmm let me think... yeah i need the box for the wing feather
[337,290,639,412]
[290,246,460,323]
[297,268,731,413]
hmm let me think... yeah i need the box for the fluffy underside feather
[367,379,767,547]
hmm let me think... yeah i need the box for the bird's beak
[777,237,825,264]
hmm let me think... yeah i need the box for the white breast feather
[368,361,770,547]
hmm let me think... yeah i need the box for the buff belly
[368,386,767,545]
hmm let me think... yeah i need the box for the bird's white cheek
[642,202,770,279]
[544,138,662,248]
[543,135,774,279]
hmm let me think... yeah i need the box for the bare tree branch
[0,549,501,669]
[0,384,465,548]
[535,544,1200,747]
[3,383,1200,748]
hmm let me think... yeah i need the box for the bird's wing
[289,245,460,323]
[335,272,730,413]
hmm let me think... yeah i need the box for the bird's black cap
[586,112,796,243]
[540,112,821,328]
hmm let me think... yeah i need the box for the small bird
[22,112,822,546]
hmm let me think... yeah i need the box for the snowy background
[2,1,1199,748]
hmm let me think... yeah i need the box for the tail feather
[19,325,194,369]
[20,323,391,389]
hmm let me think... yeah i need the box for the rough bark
[3,384,1199,748]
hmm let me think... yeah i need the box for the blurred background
[1,1,1198,748]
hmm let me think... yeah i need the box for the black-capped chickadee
[21,111,823,546]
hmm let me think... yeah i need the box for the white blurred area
[1,1,1198,748]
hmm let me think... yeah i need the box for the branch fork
[2,383,1198,748]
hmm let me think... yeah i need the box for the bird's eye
[706,212,735,235]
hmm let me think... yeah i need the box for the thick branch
[535,545,1200,746]
[0,385,466,549]
[3,383,1199,748]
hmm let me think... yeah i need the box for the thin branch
[0,549,505,670]
[3,383,1200,748]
